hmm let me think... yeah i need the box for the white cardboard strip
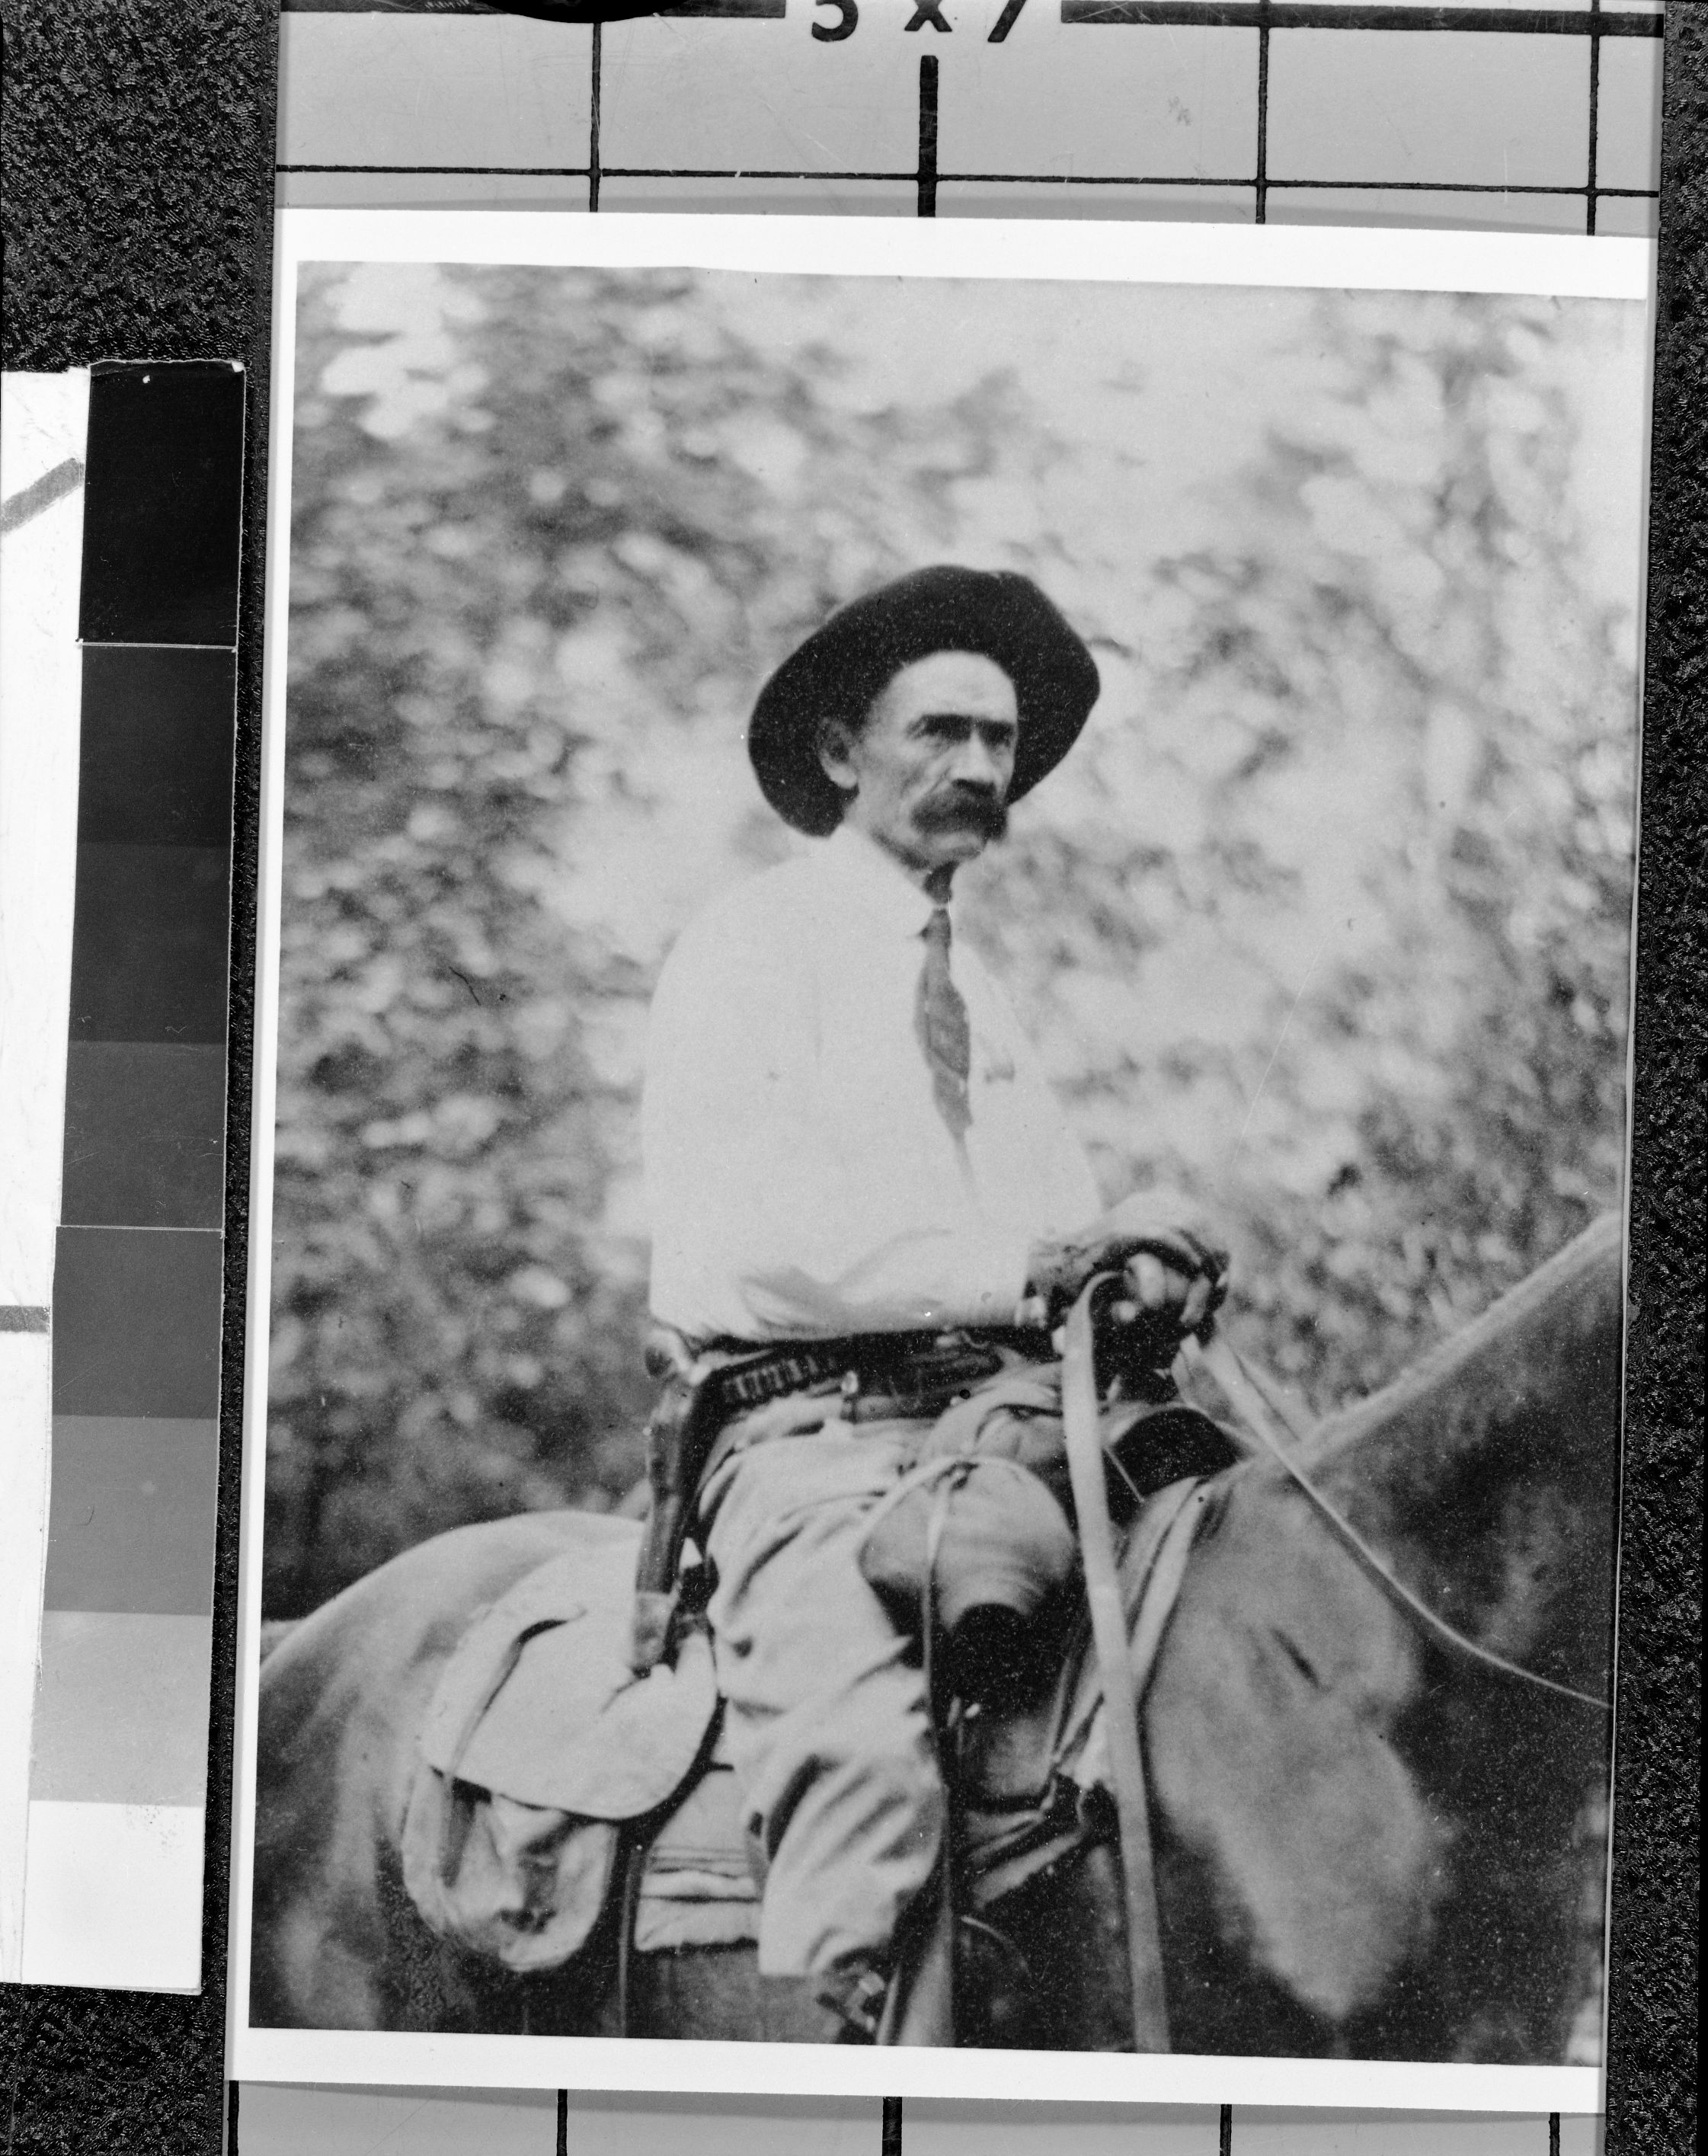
[0,367,88,1984]
[0,369,87,1307]
[277,206,1652,301]
[0,1335,54,1982]
[232,2024,1598,2115]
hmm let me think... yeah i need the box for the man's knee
[819,1703,942,1827]
[774,1739,944,1895]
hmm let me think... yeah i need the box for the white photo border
[231,207,1652,2108]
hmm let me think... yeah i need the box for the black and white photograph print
[239,220,1645,2100]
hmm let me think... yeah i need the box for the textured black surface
[1,4,275,2151]
[0,4,1698,2154]
[1603,13,1706,2156]
[0,8,277,374]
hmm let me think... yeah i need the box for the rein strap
[1062,1275,1172,2054]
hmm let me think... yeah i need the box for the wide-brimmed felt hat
[749,565,1101,836]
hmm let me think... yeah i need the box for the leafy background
[265,263,1642,1620]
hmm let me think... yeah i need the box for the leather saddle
[399,1435,1232,1991]
[397,1513,1098,1986]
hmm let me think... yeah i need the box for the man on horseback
[641,566,1228,2042]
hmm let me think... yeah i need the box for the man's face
[819,650,1019,885]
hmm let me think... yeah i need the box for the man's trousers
[697,1402,942,1989]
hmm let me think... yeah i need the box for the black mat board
[51,1227,226,1422]
[67,845,233,1046]
[0,6,1699,2156]
[78,363,246,648]
[78,647,238,849]
[62,1041,228,1231]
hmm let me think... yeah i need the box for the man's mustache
[913,788,1009,840]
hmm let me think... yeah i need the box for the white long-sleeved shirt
[643,824,1099,1342]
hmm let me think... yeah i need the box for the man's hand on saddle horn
[1023,1194,1229,1363]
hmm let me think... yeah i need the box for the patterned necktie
[916,907,972,1144]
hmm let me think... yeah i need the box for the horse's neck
[1294,1214,1623,1694]
[1137,1222,1623,2058]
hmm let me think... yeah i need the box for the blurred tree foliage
[267,266,1635,1617]
[977,296,1636,1403]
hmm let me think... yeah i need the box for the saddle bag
[400,1534,719,1973]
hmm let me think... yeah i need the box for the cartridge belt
[704,1327,1042,1419]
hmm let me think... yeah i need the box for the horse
[248,1213,1620,2060]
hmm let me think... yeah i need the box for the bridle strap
[1063,1276,1172,2053]
[1185,1334,1612,1716]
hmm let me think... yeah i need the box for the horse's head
[1140,1216,1621,2063]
